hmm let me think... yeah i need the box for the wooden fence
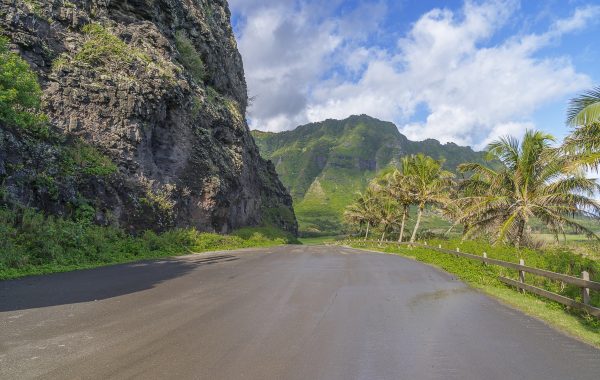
[353,240,600,318]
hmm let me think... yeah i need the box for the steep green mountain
[252,115,487,235]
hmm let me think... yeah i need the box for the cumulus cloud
[231,0,386,131]
[231,0,599,148]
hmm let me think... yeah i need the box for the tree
[457,130,600,247]
[567,86,600,127]
[379,168,415,242]
[563,86,600,170]
[369,181,402,243]
[401,154,454,242]
[344,187,378,240]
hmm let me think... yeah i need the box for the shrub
[62,139,118,177]
[175,31,206,83]
[0,207,293,280]
[0,35,47,131]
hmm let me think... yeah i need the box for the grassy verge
[344,239,600,348]
[0,207,298,280]
[298,235,344,245]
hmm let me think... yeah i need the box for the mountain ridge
[252,115,487,235]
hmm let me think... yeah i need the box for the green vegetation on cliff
[252,115,487,235]
[0,35,46,133]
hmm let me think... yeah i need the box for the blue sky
[229,0,600,148]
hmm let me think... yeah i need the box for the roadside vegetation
[0,206,298,280]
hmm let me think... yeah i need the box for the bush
[175,31,206,83]
[0,207,294,280]
[0,35,47,131]
[61,139,118,177]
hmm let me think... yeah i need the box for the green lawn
[344,239,600,348]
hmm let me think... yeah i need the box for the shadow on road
[0,255,238,312]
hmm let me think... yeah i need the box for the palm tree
[567,86,600,127]
[344,187,378,240]
[381,168,415,242]
[564,86,600,170]
[369,180,402,243]
[401,154,455,242]
[457,130,600,247]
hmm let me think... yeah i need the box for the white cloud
[232,0,387,131]
[231,0,599,148]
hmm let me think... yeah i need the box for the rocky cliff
[0,0,297,234]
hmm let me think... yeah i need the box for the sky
[229,0,600,149]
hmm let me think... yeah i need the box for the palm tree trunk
[364,221,370,240]
[398,207,407,242]
[516,219,526,248]
[410,204,424,243]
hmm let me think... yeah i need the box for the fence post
[582,271,590,305]
[483,252,487,266]
[519,259,526,293]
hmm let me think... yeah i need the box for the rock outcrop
[0,0,297,234]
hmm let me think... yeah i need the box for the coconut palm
[457,130,600,247]
[374,194,400,243]
[563,87,600,170]
[380,168,416,242]
[368,180,403,243]
[401,154,455,242]
[344,187,379,240]
[567,86,600,127]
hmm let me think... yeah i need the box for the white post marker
[519,259,526,293]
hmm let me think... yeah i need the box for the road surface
[1,245,599,379]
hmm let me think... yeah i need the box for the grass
[298,235,341,245]
[0,207,298,281]
[75,23,149,67]
[344,239,600,347]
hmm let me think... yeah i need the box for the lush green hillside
[252,115,487,235]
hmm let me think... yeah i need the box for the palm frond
[567,86,600,126]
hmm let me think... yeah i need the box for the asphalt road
[1,245,599,380]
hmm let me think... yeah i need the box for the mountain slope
[0,0,296,234]
[252,115,487,235]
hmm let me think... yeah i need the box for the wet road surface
[1,245,599,379]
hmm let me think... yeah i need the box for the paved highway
[1,245,599,379]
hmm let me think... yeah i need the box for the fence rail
[354,240,600,318]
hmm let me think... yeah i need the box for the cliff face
[0,0,297,234]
